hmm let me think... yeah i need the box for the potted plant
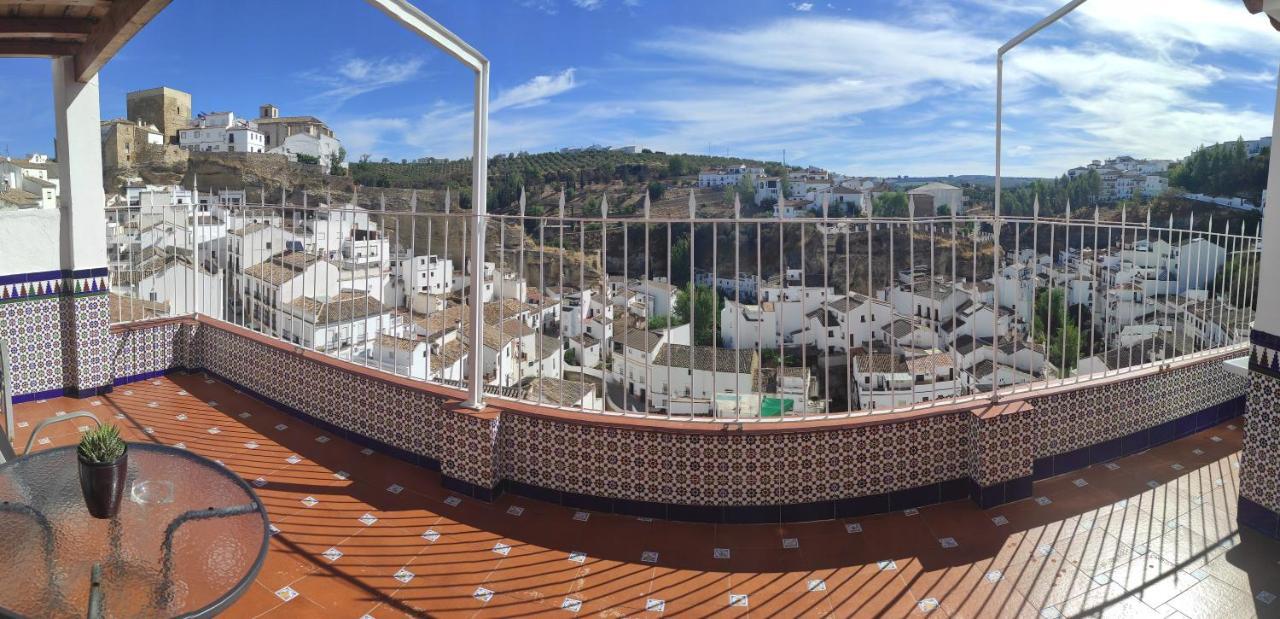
[77,425,128,519]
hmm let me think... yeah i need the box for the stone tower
[125,86,192,144]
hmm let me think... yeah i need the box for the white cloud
[1065,0,1280,57]
[572,0,604,9]
[341,3,1276,177]
[521,0,558,14]
[302,56,424,107]
[791,2,814,11]
[491,68,579,112]
[333,117,411,160]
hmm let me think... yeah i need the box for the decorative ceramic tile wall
[968,405,1039,487]
[66,294,110,392]
[497,412,972,506]
[128,322,1248,509]
[0,296,66,396]
[0,269,111,398]
[1029,356,1245,460]
[1242,369,1280,514]
[195,325,457,473]
[109,320,190,381]
[441,412,501,489]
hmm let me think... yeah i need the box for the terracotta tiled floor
[10,373,1280,618]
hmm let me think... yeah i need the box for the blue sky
[0,0,1277,177]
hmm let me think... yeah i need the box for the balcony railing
[106,192,1259,421]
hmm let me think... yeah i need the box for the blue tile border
[11,386,68,404]
[1238,497,1280,540]
[93,366,1247,524]
[0,268,109,286]
[1032,396,1244,482]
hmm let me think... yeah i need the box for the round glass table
[0,443,268,618]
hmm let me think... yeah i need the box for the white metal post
[464,66,490,408]
[994,0,1088,400]
[364,0,490,408]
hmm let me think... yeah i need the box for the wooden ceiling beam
[8,0,110,6]
[0,18,93,39]
[0,39,79,56]
[74,0,171,82]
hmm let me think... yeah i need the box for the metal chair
[1,411,104,465]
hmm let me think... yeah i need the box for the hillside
[349,150,788,214]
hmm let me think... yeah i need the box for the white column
[53,57,107,271]
[1253,66,1280,338]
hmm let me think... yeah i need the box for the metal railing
[103,186,1259,421]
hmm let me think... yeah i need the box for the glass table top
[0,443,268,618]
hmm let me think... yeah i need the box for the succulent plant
[77,425,126,464]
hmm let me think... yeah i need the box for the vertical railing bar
[1011,202,1021,393]
[970,209,978,396]
[906,197,916,408]
[1190,213,1204,357]
[822,195,832,417]
[1095,210,1106,377]
[949,202,959,400]
[777,200,785,416]
[756,215,764,417]
[870,205,880,411]
[991,187,1002,403]
[578,193,588,415]
[689,192,696,419]
[928,200,938,403]
[1044,205,1057,388]
[734,193,743,421]
[847,202,856,412]
[712,206,720,418]
[887,211,896,412]
[1159,213,1175,369]
[595,193,606,413]
[1224,220,1238,351]
[1029,196,1040,391]
[662,206,670,419]
[799,209,807,416]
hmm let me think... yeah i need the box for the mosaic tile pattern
[498,412,972,506]
[65,294,110,392]
[1,270,111,397]
[1029,356,1245,459]
[195,325,455,473]
[440,411,501,489]
[969,405,1040,487]
[1242,370,1280,514]
[108,320,189,381]
[0,296,66,396]
[105,321,1251,508]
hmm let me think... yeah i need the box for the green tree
[673,284,722,346]
[873,191,909,217]
[648,181,667,200]
[1033,288,1082,374]
[1215,253,1259,309]
[670,236,690,284]
[735,174,756,206]
[667,155,688,178]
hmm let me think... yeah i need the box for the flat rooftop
[11,373,1278,617]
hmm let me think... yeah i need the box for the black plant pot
[78,446,128,519]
